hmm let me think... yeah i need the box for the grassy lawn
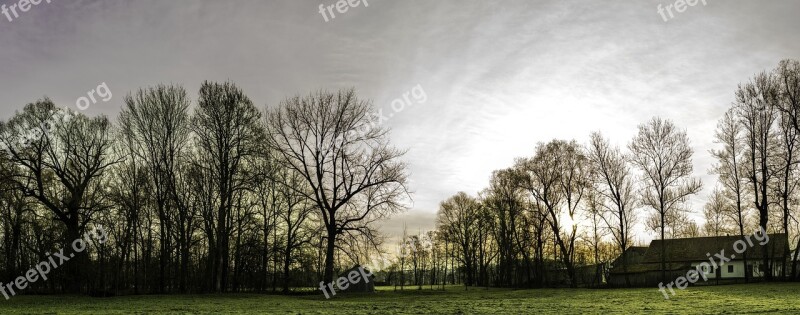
[0,283,798,314]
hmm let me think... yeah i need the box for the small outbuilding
[337,264,376,294]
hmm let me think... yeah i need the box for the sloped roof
[611,246,648,267]
[641,234,788,263]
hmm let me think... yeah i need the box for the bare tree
[628,117,701,283]
[275,168,315,293]
[774,59,800,279]
[266,88,409,284]
[120,84,192,292]
[516,140,589,288]
[710,107,752,281]
[0,158,34,286]
[436,192,481,287]
[583,189,607,287]
[772,60,800,279]
[0,99,115,292]
[774,93,798,280]
[677,220,702,238]
[737,73,779,280]
[106,115,152,294]
[703,187,735,236]
[774,59,800,135]
[483,168,527,287]
[586,132,637,286]
[171,154,202,292]
[193,81,264,292]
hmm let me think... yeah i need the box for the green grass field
[0,283,798,314]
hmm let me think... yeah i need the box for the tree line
[1,59,798,295]
[0,83,409,295]
[382,59,800,289]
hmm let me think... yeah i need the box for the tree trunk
[323,225,337,284]
[64,215,83,294]
[791,237,800,280]
[282,235,293,293]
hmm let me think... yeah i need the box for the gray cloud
[1,0,798,242]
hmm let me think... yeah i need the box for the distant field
[1,283,799,314]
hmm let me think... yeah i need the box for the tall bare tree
[586,132,637,287]
[483,168,527,286]
[120,84,192,292]
[436,192,481,287]
[266,88,409,284]
[628,117,701,283]
[106,115,151,293]
[773,59,800,279]
[516,140,589,288]
[583,189,607,287]
[0,99,115,292]
[774,92,798,280]
[193,81,264,292]
[710,107,752,281]
[737,73,779,280]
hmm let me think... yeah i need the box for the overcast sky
[1,0,799,245]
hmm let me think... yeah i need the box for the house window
[728,265,734,273]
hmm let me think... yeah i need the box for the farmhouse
[609,234,789,287]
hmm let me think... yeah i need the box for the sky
[1,0,799,246]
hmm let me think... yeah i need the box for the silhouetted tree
[737,73,779,280]
[0,100,114,293]
[586,132,637,287]
[193,81,264,292]
[120,84,192,292]
[516,140,590,288]
[710,107,751,281]
[266,88,409,284]
[628,117,701,283]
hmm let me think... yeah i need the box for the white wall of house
[691,261,747,279]
[689,260,787,279]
